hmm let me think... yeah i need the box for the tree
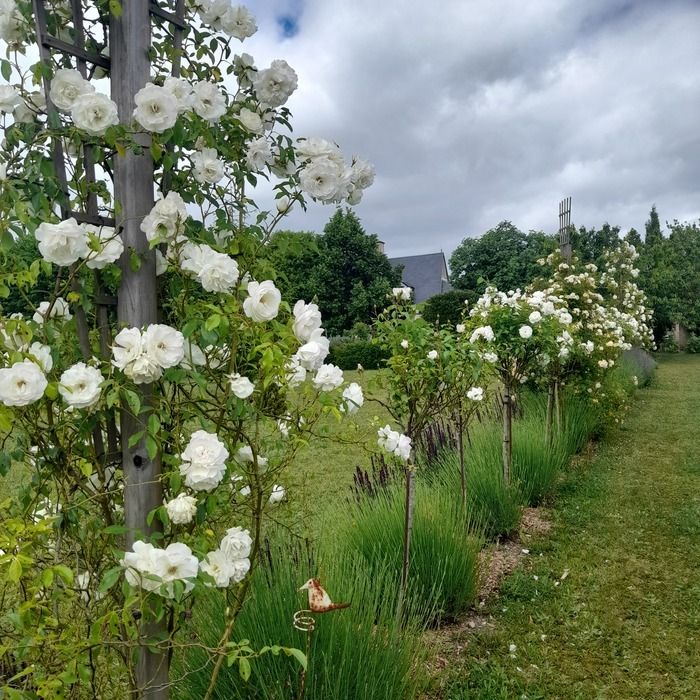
[421,290,471,327]
[569,223,622,264]
[266,230,320,303]
[624,227,643,248]
[449,221,556,295]
[311,209,401,336]
[645,205,663,246]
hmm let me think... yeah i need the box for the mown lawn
[429,353,700,699]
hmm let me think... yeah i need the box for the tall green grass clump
[341,482,482,623]
[174,544,428,700]
[431,424,521,537]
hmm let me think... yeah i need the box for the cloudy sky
[244,0,700,260]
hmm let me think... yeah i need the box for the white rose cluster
[112,324,184,384]
[165,492,198,525]
[141,191,188,245]
[33,297,72,324]
[0,0,22,44]
[392,287,412,301]
[50,69,118,135]
[34,217,123,268]
[377,425,412,462]
[201,526,252,587]
[180,242,239,293]
[122,540,199,597]
[296,137,375,205]
[197,2,257,41]
[179,430,229,492]
[286,299,331,378]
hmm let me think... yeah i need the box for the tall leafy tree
[266,230,320,303]
[449,221,556,294]
[645,205,663,245]
[312,209,402,335]
[569,223,622,264]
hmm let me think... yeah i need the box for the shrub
[686,335,700,354]
[174,542,429,700]
[342,482,482,623]
[327,338,389,370]
[659,332,679,353]
[421,290,471,327]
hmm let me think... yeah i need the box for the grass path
[433,354,700,699]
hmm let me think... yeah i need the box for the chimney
[377,239,385,254]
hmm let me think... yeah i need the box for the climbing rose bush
[0,2,373,696]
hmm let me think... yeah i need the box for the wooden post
[110,5,167,699]
[558,197,572,263]
[502,381,512,485]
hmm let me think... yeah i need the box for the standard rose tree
[0,2,372,697]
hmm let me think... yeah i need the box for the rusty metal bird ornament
[298,578,350,613]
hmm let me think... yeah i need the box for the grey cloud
[247,0,700,258]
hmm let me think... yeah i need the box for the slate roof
[388,252,452,303]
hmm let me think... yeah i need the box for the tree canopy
[449,221,557,294]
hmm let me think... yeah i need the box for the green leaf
[98,566,123,593]
[145,434,158,460]
[110,0,122,17]
[283,647,307,670]
[53,564,73,584]
[1,59,11,81]
[205,314,221,331]
[238,656,251,681]
[7,557,22,583]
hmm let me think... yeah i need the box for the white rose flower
[296,137,344,164]
[341,382,364,414]
[276,195,292,214]
[0,0,22,44]
[27,342,52,372]
[14,92,45,123]
[292,300,322,343]
[558,311,573,325]
[392,287,412,301]
[58,362,103,409]
[349,156,375,191]
[163,76,194,113]
[221,5,257,40]
[198,0,229,29]
[140,191,188,244]
[229,373,255,399]
[519,325,533,339]
[179,429,229,492]
[395,434,412,461]
[313,364,344,391]
[33,297,72,324]
[377,425,400,453]
[0,84,20,112]
[49,68,94,111]
[112,327,143,370]
[133,82,179,133]
[191,147,224,184]
[143,324,184,368]
[181,243,239,293]
[235,445,268,471]
[456,323,466,334]
[541,301,555,316]
[229,557,251,583]
[286,355,307,386]
[237,106,263,133]
[200,549,237,587]
[220,526,252,560]
[268,484,285,505]
[400,339,409,349]
[84,225,124,269]
[165,493,198,525]
[151,542,199,596]
[233,52,256,88]
[243,280,281,322]
[528,311,542,324]
[467,387,484,402]
[299,156,350,202]
[71,92,119,135]
[181,340,206,370]
[127,354,162,384]
[0,360,47,406]
[427,350,438,361]
[470,325,495,343]
[245,136,273,171]
[483,351,498,363]
[35,217,89,266]
[252,59,298,108]
[192,81,227,122]
[122,540,161,591]
[295,329,330,371]
[155,249,168,275]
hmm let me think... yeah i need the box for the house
[388,252,452,303]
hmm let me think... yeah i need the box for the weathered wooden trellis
[558,195,572,262]
[30,2,186,697]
